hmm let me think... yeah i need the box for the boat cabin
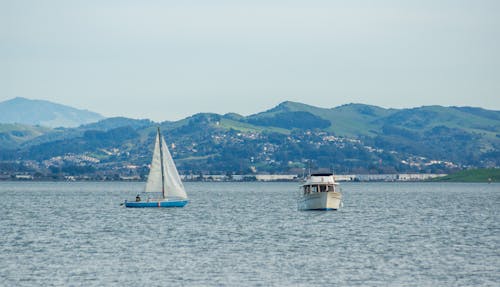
[303,184,339,194]
[302,173,339,194]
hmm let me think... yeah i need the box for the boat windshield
[303,184,337,193]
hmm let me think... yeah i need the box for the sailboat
[124,127,188,208]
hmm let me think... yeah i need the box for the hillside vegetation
[0,124,52,149]
[432,168,500,182]
[0,101,498,177]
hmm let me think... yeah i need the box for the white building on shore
[180,173,446,182]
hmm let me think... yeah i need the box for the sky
[1,0,499,121]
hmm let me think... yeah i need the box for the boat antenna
[158,127,166,199]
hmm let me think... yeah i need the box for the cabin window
[311,185,318,193]
[320,185,327,192]
[304,186,311,193]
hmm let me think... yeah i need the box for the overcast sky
[1,0,499,121]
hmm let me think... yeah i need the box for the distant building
[255,174,297,181]
[15,174,33,180]
[120,175,141,181]
[354,173,447,182]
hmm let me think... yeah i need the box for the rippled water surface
[0,181,499,286]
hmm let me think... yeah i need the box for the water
[0,182,498,286]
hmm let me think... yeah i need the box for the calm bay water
[0,181,498,286]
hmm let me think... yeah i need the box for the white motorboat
[298,173,342,210]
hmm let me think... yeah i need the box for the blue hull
[124,200,188,208]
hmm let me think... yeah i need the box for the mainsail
[144,129,187,200]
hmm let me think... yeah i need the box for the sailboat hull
[124,199,188,208]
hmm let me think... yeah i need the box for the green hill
[241,102,499,166]
[432,168,500,182]
[0,101,498,176]
[246,101,500,139]
[246,101,391,137]
[0,124,52,149]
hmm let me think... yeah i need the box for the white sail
[161,137,188,199]
[144,132,162,193]
[144,129,187,200]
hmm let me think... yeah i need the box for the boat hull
[124,199,188,208]
[298,191,342,211]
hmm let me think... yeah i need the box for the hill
[432,168,500,182]
[248,101,499,139]
[246,102,499,166]
[17,117,154,149]
[247,101,393,137]
[0,100,498,178]
[0,97,104,128]
[0,124,52,150]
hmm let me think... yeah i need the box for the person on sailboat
[135,194,141,202]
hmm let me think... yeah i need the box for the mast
[158,127,166,198]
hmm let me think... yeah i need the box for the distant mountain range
[0,97,104,128]
[0,99,498,177]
